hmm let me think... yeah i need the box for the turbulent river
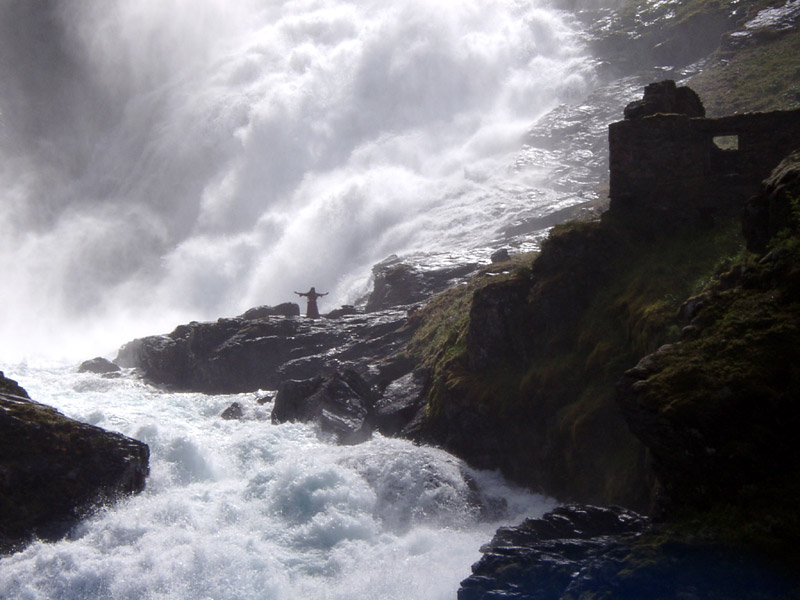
[0,363,554,599]
[1,0,602,597]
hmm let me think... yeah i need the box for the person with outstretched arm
[294,287,328,318]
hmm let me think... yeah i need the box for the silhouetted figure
[294,287,328,318]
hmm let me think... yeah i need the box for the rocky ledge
[114,259,480,395]
[0,372,150,554]
[458,504,649,600]
[460,504,797,600]
[115,307,413,394]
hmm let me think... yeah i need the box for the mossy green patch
[409,210,745,508]
[690,30,800,116]
[405,252,537,375]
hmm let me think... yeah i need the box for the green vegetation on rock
[691,29,800,116]
[409,209,745,509]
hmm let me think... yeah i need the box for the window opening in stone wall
[713,135,739,151]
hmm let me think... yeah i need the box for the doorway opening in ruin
[713,135,739,151]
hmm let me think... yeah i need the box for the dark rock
[325,305,360,318]
[220,402,244,420]
[623,80,705,120]
[458,504,648,600]
[272,370,376,445]
[0,370,30,400]
[466,276,530,371]
[78,357,121,374]
[239,302,300,319]
[115,309,412,394]
[0,372,149,554]
[490,248,510,263]
[373,367,429,437]
[365,256,479,312]
[255,392,274,405]
[617,171,800,515]
[743,150,800,253]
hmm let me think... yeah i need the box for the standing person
[294,287,328,318]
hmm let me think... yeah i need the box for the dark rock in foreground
[0,372,149,554]
[459,504,798,599]
[458,504,648,600]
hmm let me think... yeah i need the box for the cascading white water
[0,0,594,360]
[0,364,555,600]
[1,1,596,597]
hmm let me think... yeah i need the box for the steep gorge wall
[415,85,800,510]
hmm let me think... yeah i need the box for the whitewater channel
[0,0,599,596]
[0,363,555,599]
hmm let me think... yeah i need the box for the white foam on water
[0,363,555,599]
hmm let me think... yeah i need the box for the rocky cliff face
[453,143,800,600]
[0,372,150,554]
[619,150,800,518]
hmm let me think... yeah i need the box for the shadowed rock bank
[0,372,150,554]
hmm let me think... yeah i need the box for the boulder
[373,367,429,437]
[366,256,479,312]
[239,303,300,319]
[220,402,244,420]
[462,502,798,599]
[0,372,149,554]
[116,309,412,394]
[458,504,649,600]
[490,248,510,263]
[272,370,376,445]
[78,357,121,374]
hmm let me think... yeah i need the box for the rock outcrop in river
[0,372,150,554]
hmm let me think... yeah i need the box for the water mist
[0,0,593,360]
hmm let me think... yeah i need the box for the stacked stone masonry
[609,94,800,228]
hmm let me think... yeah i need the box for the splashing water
[0,0,594,360]
[0,363,555,599]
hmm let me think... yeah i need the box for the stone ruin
[608,80,800,229]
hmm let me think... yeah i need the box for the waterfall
[0,2,599,596]
[0,0,594,360]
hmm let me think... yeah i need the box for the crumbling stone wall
[608,88,800,229]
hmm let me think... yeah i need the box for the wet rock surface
[272,369,376,445]
[0,372,149,554]
[460,503,799,599]
[458,504,649,600]
[116,306,413,394]
[365,256,480,312]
